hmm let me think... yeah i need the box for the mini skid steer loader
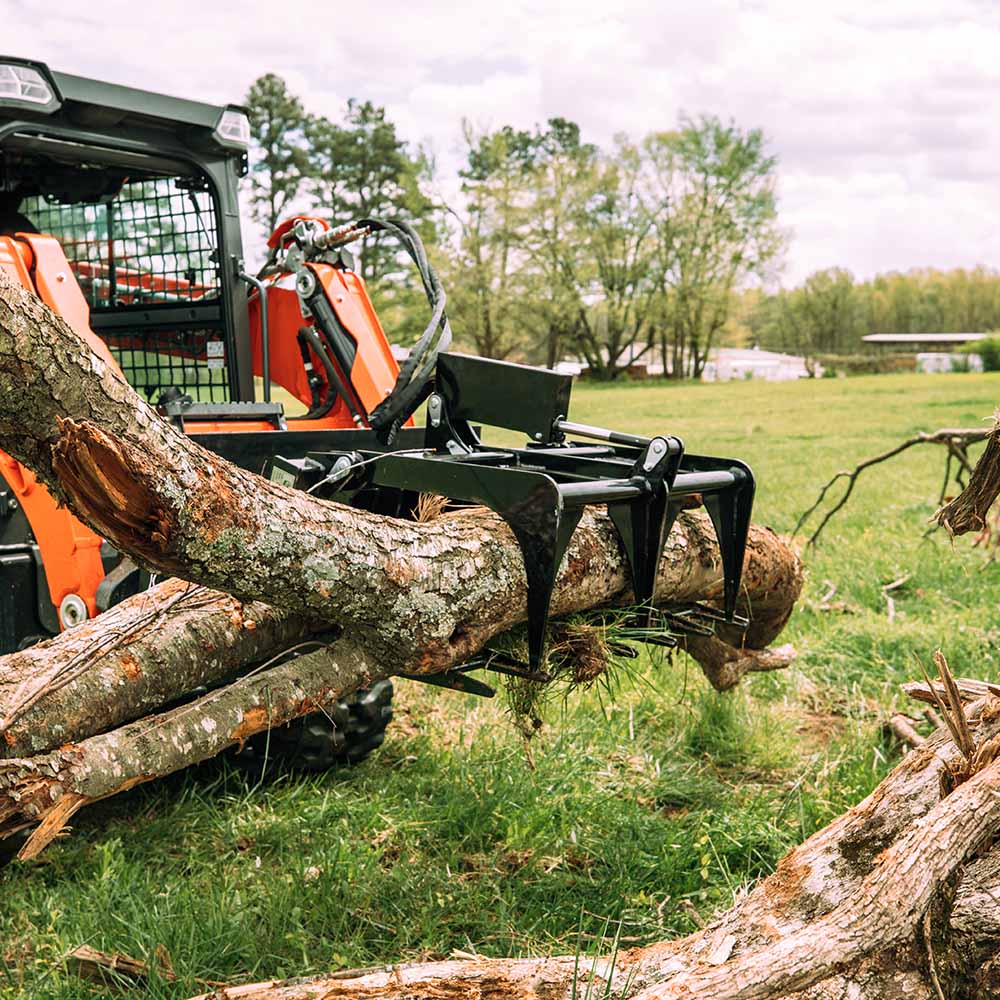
[0,57,756,773]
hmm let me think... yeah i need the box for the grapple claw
[298,353,755,672]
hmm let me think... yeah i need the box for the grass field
[4,372,1000,998]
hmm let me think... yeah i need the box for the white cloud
[3,0,999,284]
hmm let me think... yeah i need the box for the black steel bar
[670,470,743,495]
[238,271,270,403]
[558,480,645,505]
[555,419,677,451]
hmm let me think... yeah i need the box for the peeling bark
[185,700,1000,1000]
[0,634,384,858]
[935,417,1000,535]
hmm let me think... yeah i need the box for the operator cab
[0,57,255,407]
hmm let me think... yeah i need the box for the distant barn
[862,333,987,347]
[862,333,987,374]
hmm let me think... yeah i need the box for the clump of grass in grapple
[493,611,673,738]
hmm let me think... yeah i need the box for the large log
[0,578,323,758]
[0,269,800,677]
[0,512,798,858]
[1,633,383,859]
[185,699,1000,1000]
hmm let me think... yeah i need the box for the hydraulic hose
[298,325,343,420]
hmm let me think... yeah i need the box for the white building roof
[863,333,987,344]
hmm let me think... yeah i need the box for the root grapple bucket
[274,352,755,672]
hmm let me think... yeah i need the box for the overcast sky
[5,0,999,285]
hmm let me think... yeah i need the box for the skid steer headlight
[214,107,251,149]
[0,62,60,112]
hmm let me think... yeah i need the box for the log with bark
[5,254,1000,998]
[188,435,1000,999]
[0,269,800,673]
[0,269,803,856]
[183,688,1000,1000]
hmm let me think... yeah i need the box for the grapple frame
[270,352,755,672]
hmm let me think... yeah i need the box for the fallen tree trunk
[0,269,802,858]
[0,512,798,761]
[0,578,324,758]
[0,514,798,858]
[183,694,1000,1000]
[1,632,384,859]
[0,269,800,677]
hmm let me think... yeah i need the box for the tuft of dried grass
[415,493,449,523]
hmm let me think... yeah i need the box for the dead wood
[0,633,385,858]
[679,637,797,691]
[0,518,801,858]
[935,415,1000,535]
[904,677,1000,706]
[795,426,992,545]
[0,579,324,758]
[884,713,925,747]
[184,694,1000,1000]
[65,944,225,990]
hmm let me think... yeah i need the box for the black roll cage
[0,59,255,400]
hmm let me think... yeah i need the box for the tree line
[243,74,782,379]
[745,266,1000,361]
[244,75,1000,379]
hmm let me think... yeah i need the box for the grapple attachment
[371,354,755,669]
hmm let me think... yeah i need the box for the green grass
[4,372,1000,998]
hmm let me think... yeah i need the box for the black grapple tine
[607,437,683,622]
[507,505,583,671]
[373,452,582,671]
[699,466,755,619]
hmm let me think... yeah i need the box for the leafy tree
[444,123,536,359]
[307,101,435,289]
[547,137,660,380]
[644,118,784,378]
[518,120,597,368]
[243,75,311,233]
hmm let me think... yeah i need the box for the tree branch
[796,427,992,545]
